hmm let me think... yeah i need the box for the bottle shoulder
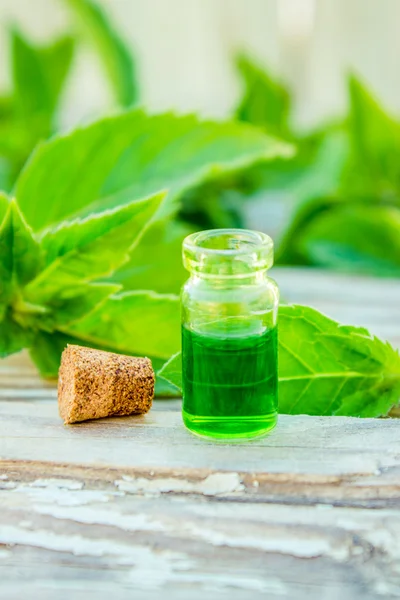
[182,274,279,305]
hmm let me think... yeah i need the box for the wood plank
[0,400,399,476]
[0,457,399,599]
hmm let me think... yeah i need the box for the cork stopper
[58,345,154,424]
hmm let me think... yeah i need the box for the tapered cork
[58,345,154,424]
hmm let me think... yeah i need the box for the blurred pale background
[0,0,399,130]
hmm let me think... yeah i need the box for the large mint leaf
[15,110,294,231]
[23,282,121,333]
[235,54,290,137]
[279,305,400,417]
[64,290,180,360]
[159,305,400,417]
[65,0,137,106]
[112,219,192,294]
[24,191,165,303]
[293,203,400,277]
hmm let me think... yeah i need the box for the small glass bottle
[181,228,279,440]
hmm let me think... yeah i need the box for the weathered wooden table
[0,268,399,600]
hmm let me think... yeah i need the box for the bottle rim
[182,228,274,276]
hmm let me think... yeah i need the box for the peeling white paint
[182,522,350,561]
[32,503,167,533]
[0,523,282,592]
[7,477,118,508]
[0,474,8,480]
[18,520,33,528]
[22,488,351,563]
[30,479,84,490]
[13,482,116,507]
[0,481,16,489]
[362,528,400,559]
[30,498,349,560]
[374,580,400,597]
[200,473,244,495]
[0,524,193,589]
[115,472,244,496]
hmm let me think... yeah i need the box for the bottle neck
[189,270,268,287]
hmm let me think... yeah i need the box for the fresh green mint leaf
[64,290,180,360]
[24,191,165,303]
[0,199,121,336]
[112,219,192,294]
[26,282,121,332]
[236,54,291,137]
[15,110,294,231]
[291,203,400,277]
[279,305,400,417]
[159,305,400,417]
[65,0,137,106]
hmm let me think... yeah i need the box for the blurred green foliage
[0,30,74,189]
[234,55,400,277]
[64,0,137,107]
[1,2,399,279]
[0,0,137,191]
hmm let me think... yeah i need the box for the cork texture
[58,345,154,424]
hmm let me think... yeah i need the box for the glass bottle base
[182,410,278,440]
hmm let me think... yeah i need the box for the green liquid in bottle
[182,325,278,439]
